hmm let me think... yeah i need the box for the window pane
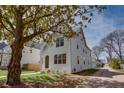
[54,55,57,64]
[77,56,79,64]
[60,41,64,46]
[56,43,59,47]
[58,55,61,64]
[63,59,66,64]
[59,37,64,46]
[63,54,66,64]
[77,44,79,49]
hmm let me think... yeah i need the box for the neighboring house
[21,46,41,67]
[40,27,92,73]
[0,46,41,70]
[0,53,11,68]
[0,42,8,66]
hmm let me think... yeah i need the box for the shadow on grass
[73,68,99,76]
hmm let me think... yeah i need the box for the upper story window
[54,54,66,64]
[77,56,79,64]
[77,44,79,49]
[56,37,64,47]
[30,49,32,53]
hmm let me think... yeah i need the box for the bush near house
[109,58,120,69]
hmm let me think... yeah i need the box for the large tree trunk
[6,7,24,86]
[6,41,24,86]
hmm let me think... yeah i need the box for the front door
[45,55,49,68]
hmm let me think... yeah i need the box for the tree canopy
[0,6,105,44]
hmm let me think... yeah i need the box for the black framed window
[77,44,79,49]
[54,54,66,64]
[56,37,64,47]
[77,56,79,64]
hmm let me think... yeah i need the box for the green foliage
[0,70,8,76]
[0,5,106,43]
[22,72,61,84]
[109,58,120,69]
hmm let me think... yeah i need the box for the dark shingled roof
[0,42,7,50]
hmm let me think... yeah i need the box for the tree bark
[6,41,24,86]
[6,7,24,86]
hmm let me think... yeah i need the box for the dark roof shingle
[0,42,8,50]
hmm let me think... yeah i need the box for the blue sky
[84,5,124,49]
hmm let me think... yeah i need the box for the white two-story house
[40,27,92,73]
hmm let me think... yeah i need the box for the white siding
[42,37,72,73]
[42,33,92,73]
[1,46,40,68]
[21,46,41,67]
[1,53,11,67]
[69,34,92,73]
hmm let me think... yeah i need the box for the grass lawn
[74,68,99,76]
[0,71,62,87]
[22,72,62,84]
[0,69,37,77]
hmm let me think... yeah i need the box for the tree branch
[23,19,65,43]
[0,20,15,36]
[24,7,59,26]
[0,14,15,32]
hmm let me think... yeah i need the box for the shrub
[109,59,120,69]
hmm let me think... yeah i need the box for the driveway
[92,65,124,82]
[65,66,124,88]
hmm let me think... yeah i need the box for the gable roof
[80,28,91,51]
[0,42,8,50]
[74,27,91,51]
